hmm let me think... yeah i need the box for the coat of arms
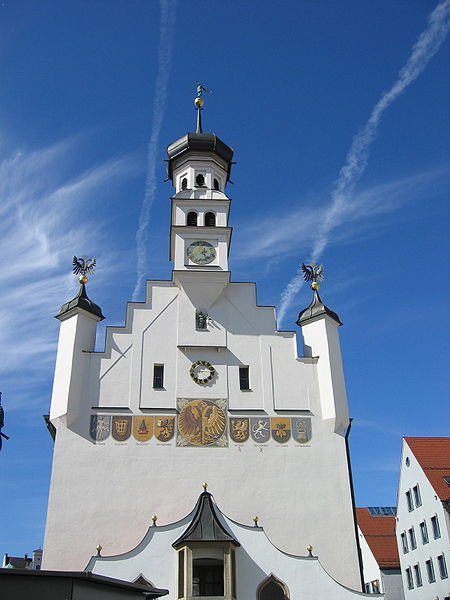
[229,418,249,443]
[250,418,270,443]
[292,417,312,444]
[155,416,175,443]
[89,415,110,441]
[112,416,132,441]
[177,399,227,447]
[271,418,291,443]
[133,416,154,442]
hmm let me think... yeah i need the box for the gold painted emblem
[178,399,226,446]
[230,418,249,443]
[154,416,175,442]
[271,418,291,443]
[132,416,154,442]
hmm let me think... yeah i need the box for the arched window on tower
[213,178,220,191]
[195,173,205,187]
[204,212,216,227]
[187,211,198,226]
[181,177,188,190]
[257,574,290,600]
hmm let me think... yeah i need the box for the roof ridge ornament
[194,82,211,134]
[56,256,104,320]
[296,262,342,326]
[73,255,96,285]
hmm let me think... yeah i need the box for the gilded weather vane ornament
[301,263,324,290]
[194,82,211,133]
[73,256,96,284]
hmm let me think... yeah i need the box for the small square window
[239,366,250,390]
[437,554,448,579]
[153,364,164,389]
[413,484,422,507]
[401,532,409,554]
[413,564,422,587]
[406,490,414,512]
[408,527,417,550]
[405,567,414,590]
[431,515,441,539]
[420,521,429,544]
[426,559,436,583]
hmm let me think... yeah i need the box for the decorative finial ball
[253,516,259,526]
[194,97,204,108]
[202,482,208,491]
[152,514,157,526]
[311,281,320,291]
[79,275,88,284]
[307,544,313,556]
[96,544,102,556]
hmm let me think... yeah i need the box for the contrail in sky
[133,0,176,301]
[278,0,450,326]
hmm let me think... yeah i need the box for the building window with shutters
[239,366,250,390]
[419,521,428,544]
[426,558,436,583]
[437,554,448,579]
[400,532,409,554]
[412,484,422,507]
[405,567,414,590]
[187,212,198,226]
[406,490,414,511]
[408,526,417,550]
[204,212,216,227]
[153,364,164,389]
[413,564,422,587]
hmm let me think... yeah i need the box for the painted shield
[111,416,132,441]
[292,417,312,444]
[177,399,227,447]
[155,416,175,443]
[271,418,291,443]
[230,418,249,443]
[89,415,110,441]
[250,417,270,443]
[133,416,154,442]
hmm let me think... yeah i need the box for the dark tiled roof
[57,284,104,320]
[356,508,400,569]
[4,556,31,569]
[296,289,342,327]
[405,437,450,502]
[173,491,239,549]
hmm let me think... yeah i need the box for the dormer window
[204,212,216,227]
[187,212,198,226]
[213,178,220,191]
[195,173,205,187]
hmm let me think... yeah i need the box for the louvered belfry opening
[187,212,198,226]
[204,212,216,227]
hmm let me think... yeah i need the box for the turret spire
[194,82,210,134]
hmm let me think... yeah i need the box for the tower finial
[301,262,324,291]
[194,83,210,134]
[73,256,96,285]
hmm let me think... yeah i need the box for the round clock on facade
[187,240,216,265]
[190,360,216,385]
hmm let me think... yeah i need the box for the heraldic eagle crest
[301,262,324,284]
[73,256,96,277]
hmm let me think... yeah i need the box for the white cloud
[132,0,177,301]
[0,137,138,409]
[277,0,450,325]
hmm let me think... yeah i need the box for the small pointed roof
[172,491,239,549]
[296,288,342,327]
[56,284,104,321]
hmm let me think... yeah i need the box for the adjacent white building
[42,101,368,598]
[396,437,450,600]
[357,507,404,599]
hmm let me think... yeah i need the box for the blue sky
[1,1,449,558]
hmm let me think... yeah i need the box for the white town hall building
[42,96,372,599]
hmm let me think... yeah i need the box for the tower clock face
[187,241,216,265]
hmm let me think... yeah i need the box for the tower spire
[194,82,210,134]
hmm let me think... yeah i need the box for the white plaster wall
[44,280,361,590]
[173,199,229,227]
[88,509,373,600]
[396,440,450,600]
[358,526,383,591]
[381,571,405,600]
